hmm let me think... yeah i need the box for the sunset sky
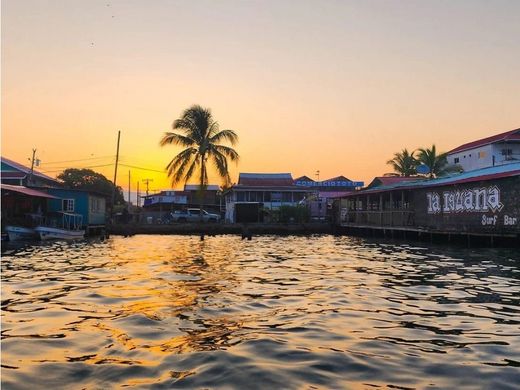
[2,0,519,194]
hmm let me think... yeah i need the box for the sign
[427,185,503,214]
[295,180,364,188]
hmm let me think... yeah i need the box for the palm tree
[387,148,418,176]
[160,105,239,220]
[417,144,449,178]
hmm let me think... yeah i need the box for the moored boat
[5,225,39,241]
[35,212,85,241]
[34,226,85,240]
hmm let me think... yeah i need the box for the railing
[341,210,415,227]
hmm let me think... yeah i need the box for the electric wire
[42,155,115,165]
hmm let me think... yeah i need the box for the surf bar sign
[426,185,503,214]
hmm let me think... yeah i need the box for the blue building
[45,188,107,233]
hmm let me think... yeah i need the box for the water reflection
[2,235,520,389]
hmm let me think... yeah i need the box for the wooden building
[335,163,520,244]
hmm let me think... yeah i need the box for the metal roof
[340,162,520,197]
[1,184,60,199]
[448,128,520,154]
[1,156,58,183]
[238,173,294,186]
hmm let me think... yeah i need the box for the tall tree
[387,148,418,176]
[417,144,449,178]
[160,105,239,219]
[57,168,124,207]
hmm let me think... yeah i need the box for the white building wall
[447,144,494,172]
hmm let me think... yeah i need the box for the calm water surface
[1,235,519,389]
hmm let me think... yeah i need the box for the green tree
[160,105,239,220]
[387,148,418,176]
[417,144,450,178]
[57,168,124,207]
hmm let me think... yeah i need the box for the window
[454,157,460,164]
[502,149,513,159]
[236,192,246,201]
[478,151,486,159]
[62,199,75,212]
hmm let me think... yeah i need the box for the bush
[278,205,310,223]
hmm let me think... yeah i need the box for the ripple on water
[1,235,520,389]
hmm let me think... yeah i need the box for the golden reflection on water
[2,235,519,389]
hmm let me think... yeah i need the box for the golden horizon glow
[2,0,519,194]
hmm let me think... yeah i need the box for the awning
[1,184,59,199]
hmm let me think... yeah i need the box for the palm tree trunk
[199,157,206,222]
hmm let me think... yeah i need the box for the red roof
[448,128,520,154]
[1,184,59,198]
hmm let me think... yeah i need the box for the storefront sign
[427,185,504,214]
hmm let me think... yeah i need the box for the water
[1,235,519,389]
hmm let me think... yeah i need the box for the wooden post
[111,130,121,218]
[379,194,383,225]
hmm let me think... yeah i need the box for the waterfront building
[141,185,222,223]
[1,156,60,187]
[224,173,312,223]
[294,175,364,220]
[446,128,520,172]
[366,175,424,189]
[44,188,107,235]
[335,162,520,242]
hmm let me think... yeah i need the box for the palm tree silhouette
[160,105,239,219]
[387,148,418,176]
[417,144,449,178]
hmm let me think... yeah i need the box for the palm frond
[160,132,196,147]
[212,144,239,162]
[210,129,238,146]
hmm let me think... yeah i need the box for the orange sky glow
[2,0,519,194]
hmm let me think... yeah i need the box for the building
[183,184,221,210]
[225,173,312,223]
[1,156,60,187]
[294,175,364,220]
[44,188,107,234]
[142,190,189,209]
[447,128,520,172]
[1,184,57,229]
[336,162,520,242]
[365,176,424,189]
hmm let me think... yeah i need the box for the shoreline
[107,223,334,236]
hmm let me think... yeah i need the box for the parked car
[170,208,221,223]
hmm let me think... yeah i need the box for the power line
[42,155,115,165]
[119,163,165,173]
[40,163,114,173]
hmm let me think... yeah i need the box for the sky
[2,0,519,195]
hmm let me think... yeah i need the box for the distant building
[447,128,520,172]
[224,173,312,223]
[1,156,60,187]
[142,190,189,209]
[294,175,364,220]
[366,176,424,189]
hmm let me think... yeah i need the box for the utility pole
[111,131,121,218]
[142,178,153,197]
[137,181,140,207]
[128,170,131,209]
[315,169,321,221]
[28,148,37,186]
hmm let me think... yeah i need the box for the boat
[35,212,85,241]
[5,225,39,241]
